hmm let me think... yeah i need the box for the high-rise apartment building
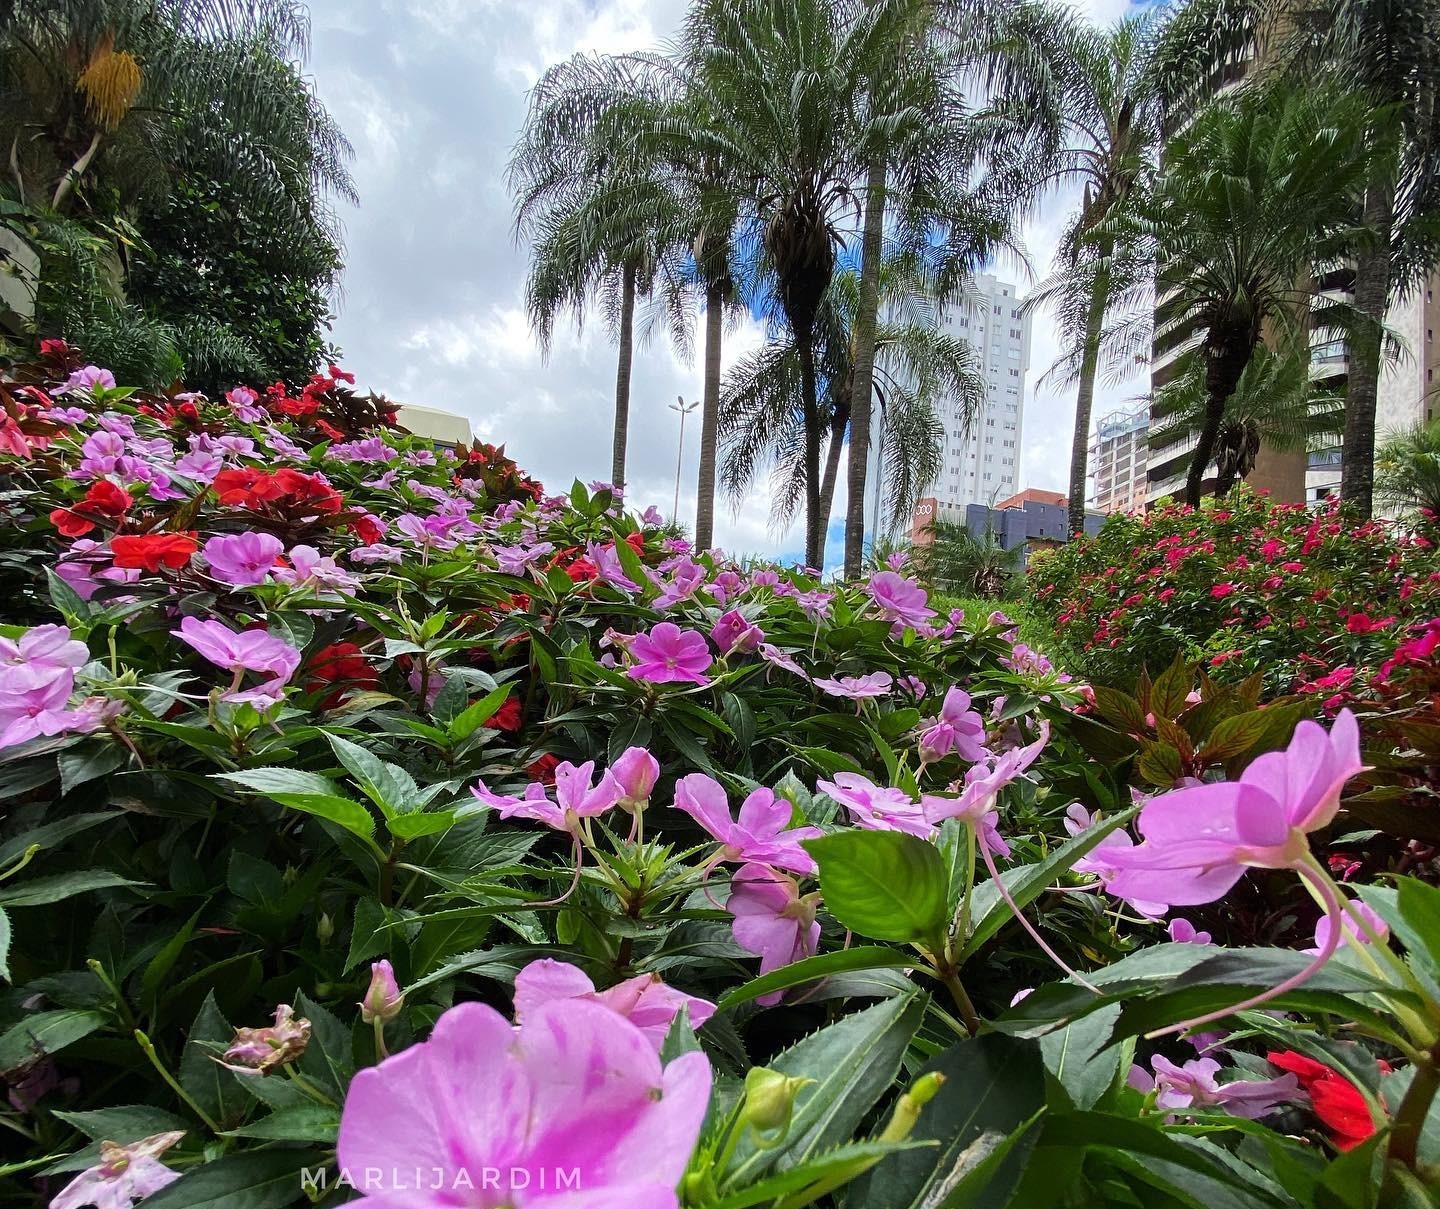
[928,273,1031,522]
[1090,405,1150,513]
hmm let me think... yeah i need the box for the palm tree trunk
[1068,238,1112,536]
[799,336,823,568]
[694,280,724,550]
[845,156,886,577]
[1341,181,1394,520]
[1186,336,1253,509]
[819,398,851,523]
[611,263,637,491]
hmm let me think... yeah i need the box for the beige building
[1090,405,1150,513]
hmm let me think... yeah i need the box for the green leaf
[447,684,513,741]
[1150,653,1193,719]
[178,993,245,1129]
[46,566,91,623]
[804,831,948,944]
[0,812,116,867]
[1137,741,1183,786]
[294,992,355,1100]
[852,1034,1046,1209]
[709,1141,932,1209]
[140,1150,328,1209]
[142,907,205,1010]
[0,1009,106,1068]
[1395,878,1440,986]
[325,733,420,812]
[223,1103,340,1143]
[1040,1004,1123,1111]
[718,946,919,1011]
[961,805,1138,959]
[58,743,128,795]
[0,870,141,908]
[725,991,926,1185]
[213,768,376,841]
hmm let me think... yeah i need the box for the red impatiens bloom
[482,697,523,733]
[213,468,343,516]
[110,532,199,572]
[84,479,133,518]
[1344,613,1396,635]
[50,507,96,537]
[349,514,385,546]
[1210,583,1235,598]
[526,753,559,785]
[1266,1050,1388,1151]
[305,642,378,709]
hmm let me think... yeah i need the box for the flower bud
[219,1004,311,1075]
[360,959,404,1024]
[740,1067,813,1136]
[316,913,334,945]
[610,746,660,812]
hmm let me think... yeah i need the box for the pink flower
[920,724,1050,852]
[727,864,821,1004]
[0,624,88,691]
[1103,711,1363,909]
[813,672,892,700]
[50,1131,185,1209]
[918,687,988,763]
[60,366,116,396]
[673,774,820,874]
[816,773,934,838]
[866,571,935,628]
[360,960,404,1024]
[758,643,809,681]
[226,386,266,422]
[513,958,715,1050]
[1306,901,1388,956]
[171,617,300,703]
[336,999,711,1207]
[610,746,660,811]
[1211,583,1235,598]
[274,545,361,593]
[0,679,98,749]
[712,609,764,656]
[626,622,713,685]
[471,760,621,833]
[202,531,284,586]
[1130,1056,1298,1119]
[1167,917,1212,945]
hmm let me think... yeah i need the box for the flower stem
[938,966,981,1035]
[1389,1041,1440,1170]
[134,1029,221,1134]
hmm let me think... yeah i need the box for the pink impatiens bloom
[817,773,934,839]
[471,760,621,834]
[1129,1056,1298,1120]
[712,609,764,656]
[610,745,660,811]
[627,622,713,685]
[673,774,821,874]
[813,671,892,700]
[1103,710,1364,910]
[918,687,988,764]
[336,999,711,1207]
[0,623,89,690]
[49,1131,186,1209]
[1167,918,1212,945]
[866,571,935,628]
[727,863,821,1004]
[202,531,284,587]
[1306,901,1388,956]
[171,617,301,704]
[513,958,715,1050]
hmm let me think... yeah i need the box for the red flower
[50,507,96,537]
[1210,583,1235,598]
[483,697,523,733]
[305,642,377,708]
[624,532,646,556]
[526,753,559,785]
[564,556,598,582]
[1345,613,1396,635]
[1266,1050,1386,1151]
[315,419,346,442]
[349,514,385,545]
[83,479,131,518]
[328,364,356,384]
[110,532,199,571]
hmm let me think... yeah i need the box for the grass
[934,593,1056,654]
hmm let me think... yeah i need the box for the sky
[303,0,1145,562]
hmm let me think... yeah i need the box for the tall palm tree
[683,0,887,568]
[980,0,1264,536]
[1150,345,1346,496]
[509,54,690,492]
[1277,0,1440,518]
[1121,84,1375,507]
[719,257,984,540]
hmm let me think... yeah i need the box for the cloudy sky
[304,0,1145,561]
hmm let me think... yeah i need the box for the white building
[1090,405,1150,513]
[931,273,1031,513]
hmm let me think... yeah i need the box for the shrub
[1029,487,1440,693]
[2,352,1439,1207]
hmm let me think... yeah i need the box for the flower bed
[1029,488,1440,694]
[2,350,1439,1206]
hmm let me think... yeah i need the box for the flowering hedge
[2,350,1439,1207]
[1029,488,1440,694]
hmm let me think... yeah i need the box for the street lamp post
[670,395,699,524]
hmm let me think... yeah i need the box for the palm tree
[1121,84,1375,508]
[719,256,984,540]
[682,0,891,568]
[1276,0,1440,518]
[0,1,350,221]
[1375,418,1440,522]
[1150,345,1345,496]
[979,0,1265,536]
[509,53,691,492]
[912,517,1022,598]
